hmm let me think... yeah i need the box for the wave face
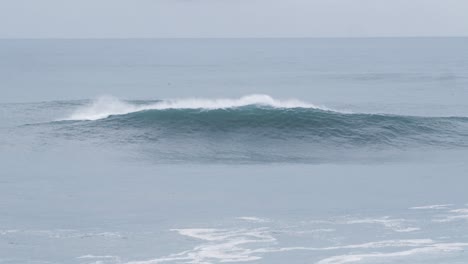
[40,95,468,163]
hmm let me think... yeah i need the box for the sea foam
[65,94,324,121]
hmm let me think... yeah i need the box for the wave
[65,94,326,121]
[43,95,468,163]
[62,96,468,144]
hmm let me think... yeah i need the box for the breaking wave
[65,94,324,121]
[40,94,468,163]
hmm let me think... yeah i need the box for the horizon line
[1,36,468,40]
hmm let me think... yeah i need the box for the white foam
[336,239,433,249]
[316,243,468,264]
[78,255,121,264]
[127,226,433,264]
[236,217,271,223]
[410,204,453,210]
[433,214,468,223]
[431,207,468,222]
[127,228,275,264]
[66,96,140,121]
[344,217,420,233]
[127,237,462,264]
[450,208,468,214]
[254,239,434,253]
[171,228,230,241]
[65,94,326,121]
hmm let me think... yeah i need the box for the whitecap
[64,94,327,121]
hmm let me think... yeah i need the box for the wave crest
[66,94,325,121]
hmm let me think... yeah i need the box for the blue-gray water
[1,38,468,264]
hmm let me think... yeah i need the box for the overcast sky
[1,0,468,38]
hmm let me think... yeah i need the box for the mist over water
[1,38,468,264]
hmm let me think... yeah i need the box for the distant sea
[1,38,468,264]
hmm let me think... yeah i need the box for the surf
[64,94,328,121]
[51,95,468,154]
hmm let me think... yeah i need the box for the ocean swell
[63,95,468,145]
[40,95,468,163]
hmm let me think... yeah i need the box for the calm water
[1,38,468,264]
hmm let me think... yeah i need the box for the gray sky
[1,0,468,38]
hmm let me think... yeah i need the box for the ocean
[1,38,468,264]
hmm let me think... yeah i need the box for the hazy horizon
[1,0,468,38]
[1,36,468,40]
